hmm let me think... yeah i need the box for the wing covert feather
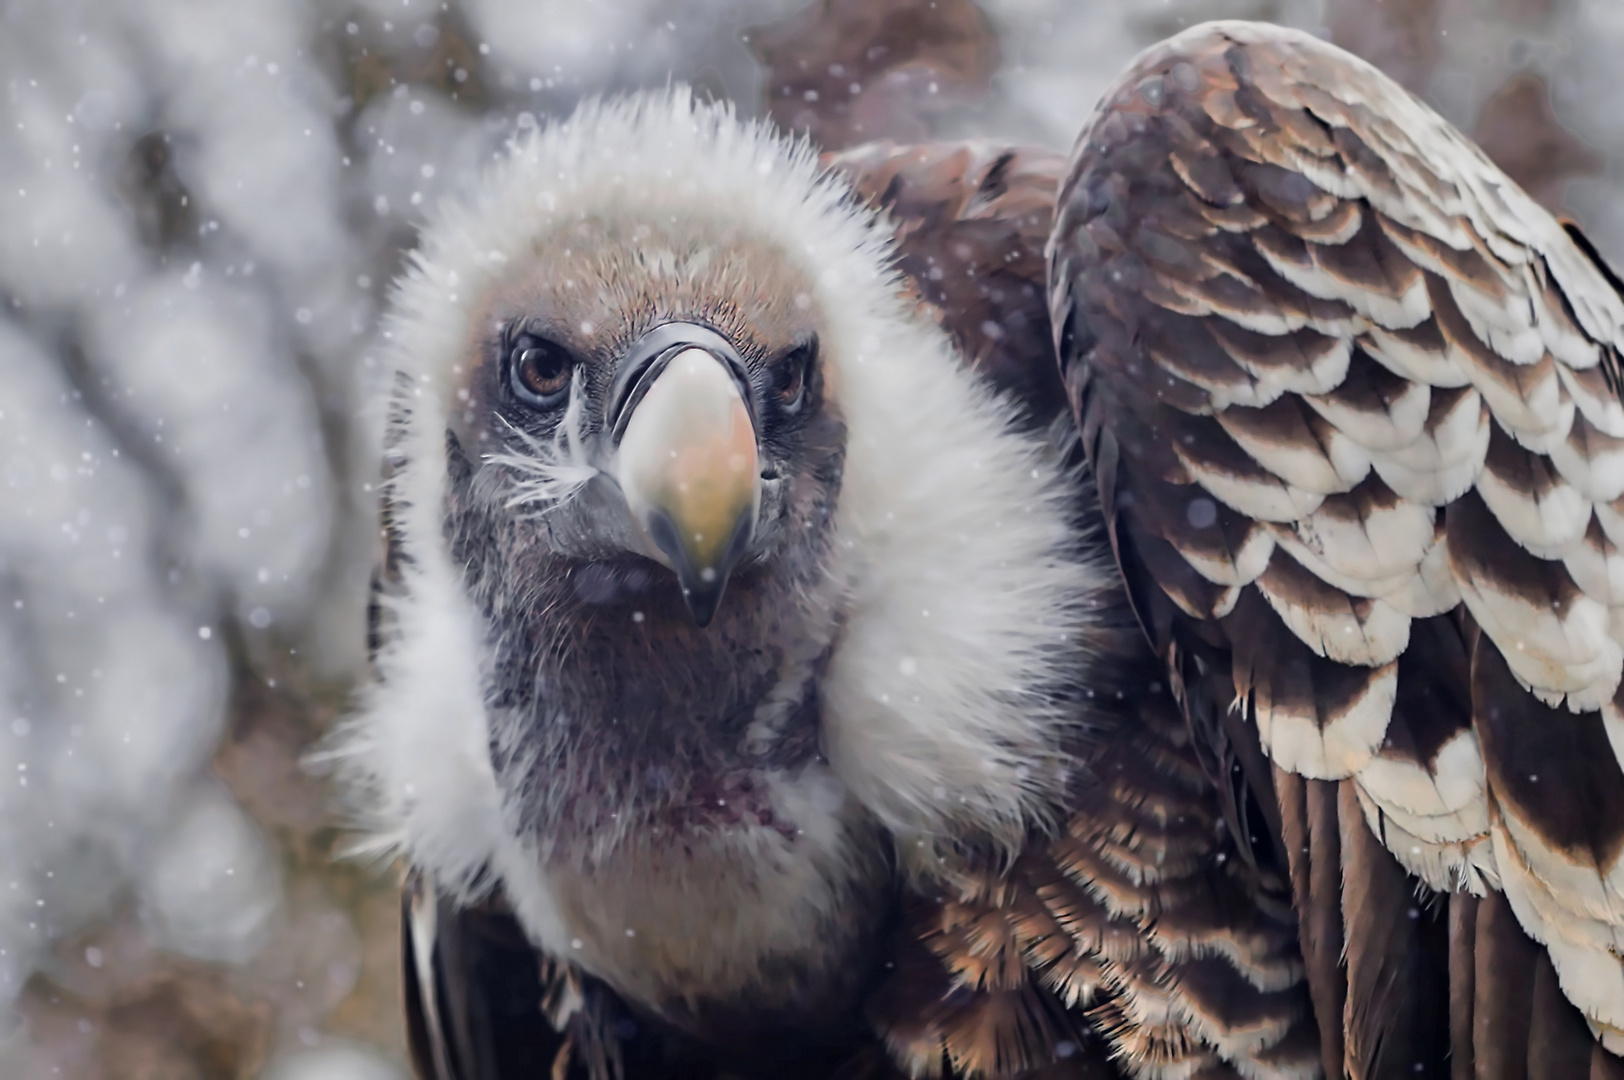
[1048,18,1624,1065]
[865,677,1319,1080]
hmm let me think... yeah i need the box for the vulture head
[448,209,841,630]
[343,92,1107,1027]
[436,192,851,850]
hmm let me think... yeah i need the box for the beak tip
[681,580,726,628]
[644,507,754,629]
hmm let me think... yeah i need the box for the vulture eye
[774,337,818,415]
[508,333,574,408]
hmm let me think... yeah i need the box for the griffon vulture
[333,20,1624,1080]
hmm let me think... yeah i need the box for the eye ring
[508,333,574,408]
[774,336,818,415]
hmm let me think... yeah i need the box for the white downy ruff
[328,90,1117,1009]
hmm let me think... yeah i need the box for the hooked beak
[611,326,760,627]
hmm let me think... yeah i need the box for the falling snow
[1,0,1621,1075]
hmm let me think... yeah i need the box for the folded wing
[1048,19,1624,1075]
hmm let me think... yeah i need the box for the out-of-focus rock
[747,0,999,148]
[16,950,273,1080]
[1473,70,1602,211]
[137,783,282,968]
[1326,0,1442,91]
[258,1043,406,1080]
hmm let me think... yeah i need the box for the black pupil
[514,337,569,401]
[780,343,814,404]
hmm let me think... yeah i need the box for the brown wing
[824,139,1071,428]
[862,677,1321,1080]
[1048,19,1624,1076]
[829,140,1319,1080]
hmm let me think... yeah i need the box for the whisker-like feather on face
[487,371,599,511]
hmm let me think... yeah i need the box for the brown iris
[509,333,573,407]
[775,336,817,414]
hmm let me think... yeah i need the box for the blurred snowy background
[0,0,1618,1075]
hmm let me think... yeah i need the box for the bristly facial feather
[327,90,1118,1026]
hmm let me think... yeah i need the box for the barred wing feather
[1047,20,1624,1073]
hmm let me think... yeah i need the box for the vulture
[333,19,1624,1080]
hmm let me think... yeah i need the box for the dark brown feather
[1598,1042,1624,1080]
[1448,892,1478,1080]
[1473,891,1539,1080]
[1275,769,1346,1079]
[1337,779,1449,1077]
[1470,637,1624,871]
[1530,947,1597,1080]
